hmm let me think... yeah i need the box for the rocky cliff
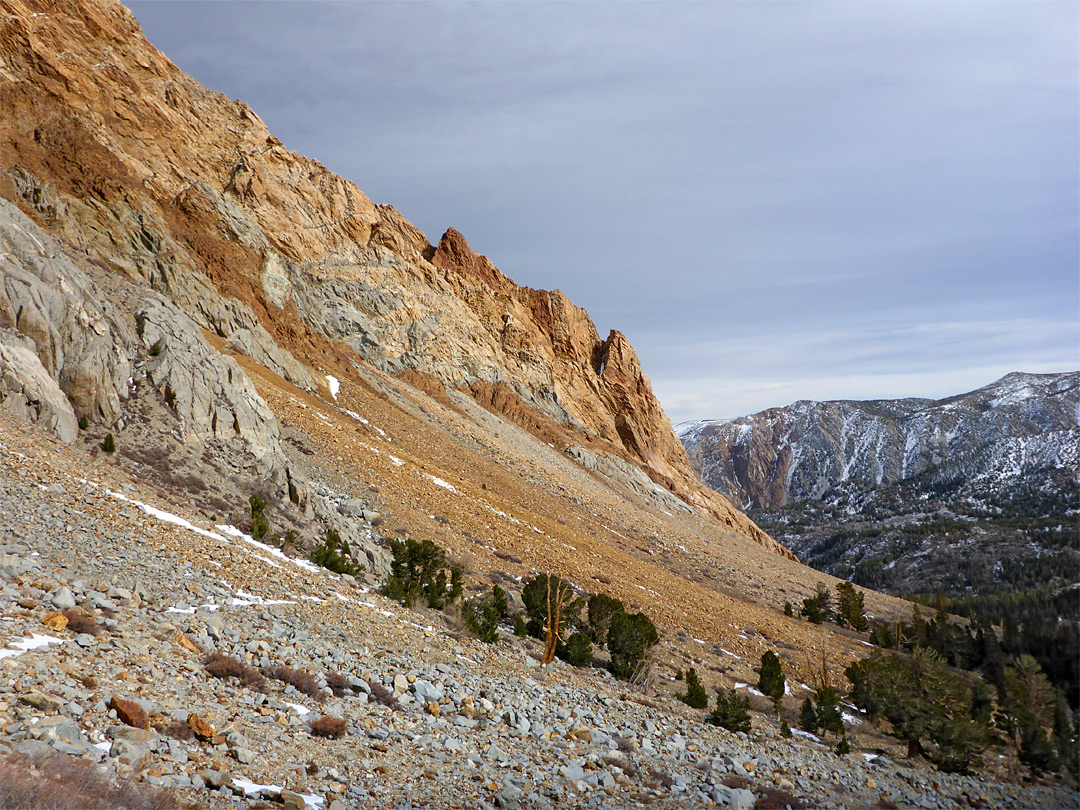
[0,0,780,554]
[678,372,1080,510]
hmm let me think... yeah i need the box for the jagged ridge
[678,371,1080,510]
[0,0,781,554]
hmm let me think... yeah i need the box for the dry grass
[367,680,396,707]
[161,720,195,742]
[203,652,266,689]
[645,766,674,788]
[61,608,102,636]
[309,715,347,739]
[263,664,323,701]
[0,752,184,810]
[325,671,350,697]
[756,786,810,809]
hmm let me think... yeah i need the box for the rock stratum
[0,0,779,555]
[678,372,1080,510]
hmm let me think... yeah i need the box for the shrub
[678,667,708,709]
[513,615,528,637]
[757,650,786,703]
[834,735,851,756]
[102,434,116,453]
[264,664,322,700]
[462,591,501,644]
[310,528,361,577]
[163,720,195,742]
[309,715,347,739]
[783,601,794,617]
[587,592,624,645]
[755,786,808,810]
[61,608,101,636]
[77,415,89,431]
[204,652,265,690]
[367,680,396,707]
[325,671,350,698]
[558,632,593,668]
[709,687,751,733]
[382,538,457,608]
[249,494,269,542]
[0,751,180,810]
[607,610,659,681]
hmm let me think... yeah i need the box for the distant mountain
[678,372,1080,599]
[677,372,1080,510]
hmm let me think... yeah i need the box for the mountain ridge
[678,371,1080,510]
[0,0,783,555]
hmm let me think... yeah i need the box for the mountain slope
[0,0,830,658]
[0,0,777,552]
[678,371,1080,510]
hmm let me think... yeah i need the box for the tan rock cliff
[0,0,789,558]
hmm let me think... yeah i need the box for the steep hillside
[0,1,1076,803]
[0,0,848,678]
[678,371,1079,510]
[0,0,774,550]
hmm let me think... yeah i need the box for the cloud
[129,1,1078,424]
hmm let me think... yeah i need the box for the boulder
[109,697,148,729]
[20,690,63,713]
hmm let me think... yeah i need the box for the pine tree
[845,648,988,772]
[678,667,708,709]
[757,651,785,707]
[836,582,868,632]
[710,687,751,733]
[801,583,832,624]
[1052,694,1079,781]
[587,593,624,646]
[607,610,659,680]
[799,697,819,733]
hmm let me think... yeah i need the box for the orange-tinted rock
[187,713,215,740]
[41,611,68,631]
[109,697,148,729]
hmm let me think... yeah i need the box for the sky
[128,1,1079,423]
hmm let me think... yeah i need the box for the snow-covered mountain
[677,372,1080,510]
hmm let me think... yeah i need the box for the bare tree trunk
[541,578,565,666]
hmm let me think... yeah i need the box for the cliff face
[678,372,1080,510]
[0,0,782,554]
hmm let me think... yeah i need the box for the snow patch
[217,525,321,573]
[0,633,63,660]
[108,490,232,545]
[325,375,340,401]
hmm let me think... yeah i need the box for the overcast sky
[129,1,1078,422]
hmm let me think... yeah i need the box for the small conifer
[678,667,708,709]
